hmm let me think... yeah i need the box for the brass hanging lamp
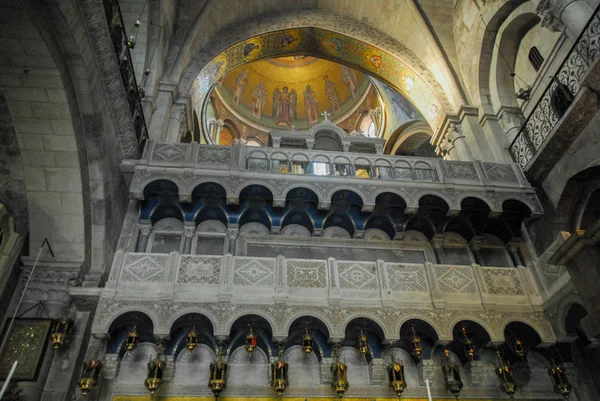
[330,344,349,398]
[461,327,475,361]
[387,356,406,398]
[495,350,517,399]
[208,344,229,398]
[513,338,525,359]
[245,326,257,356]
[125,325,139,354]
[548,363,572,400]
[144,342,165,396]
[302,328,314,354]
[186,326,198,353]
[357,328,369,357]
[78,359,102,396]
[410,325,423,361]
[442,349,463,399]
[50,315,74,350]
[270,346,289,397]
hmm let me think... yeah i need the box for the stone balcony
[123,140,542,215]
[97,250,552,342]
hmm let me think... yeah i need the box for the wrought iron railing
[103,0,149,151]
[509,4,600,169]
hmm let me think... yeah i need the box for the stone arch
[456,193,497,215]
[235,182,277,201]
[395,316,444,342]
[384,120,434,155]
[222,311,278,337]
[165,309,219,336]
[370,189,410,209]
[281,184,324,207]
[447,317,497,342]
[282,313,334,339]
[96,307,159,335]
[340,314,393,341]
[501,319,552,344]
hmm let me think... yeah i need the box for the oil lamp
[495,350,517,398]
[208,344,229,398]
[331,345,349,398]
[357,328,369,357]
[50,315,74,350]
[302,328,314,354]
[410,325,423,361]
[461,327,475,361]
[186,327,198,353]
[387,356,406,398]
[270,346,289,396]
[78,359,102,396]
[245,326,257,356]
[125,325,139,353]
[548,363,572,400]
[513,338,525,359]
[145,342,165,396]
[442,349,463,399]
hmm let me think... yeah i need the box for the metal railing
[509,4,600,169]
[103,0,149,151]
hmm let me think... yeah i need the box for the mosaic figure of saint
[273,86,296,126]
[341,65,359,100]
[323,75,341,114]
[303,84,319,125]
[251,81,267,119]
[232,70,249,105]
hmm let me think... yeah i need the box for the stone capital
[536,0,571,32]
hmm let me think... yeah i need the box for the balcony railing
[103,0,149,151]
[134,140,531,189]
[509,4,600,170]
[106,251,540,310]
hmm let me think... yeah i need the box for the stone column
[213,120,224,145]
[136,222,152,252]
[469,236,483,265]
[537,0,594,41]
[182,222,196,254]
[507,240,524,267]
[437,122,472,161]
[227,228,239,255]
[431,235,445,264]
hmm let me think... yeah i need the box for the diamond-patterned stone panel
[385,263,428,292]
[120,254,168,282]
[151,143,188,163]
[233,258,275,286]
[434,265,476,293]
[287,260,327,288]
[338,262,378,290]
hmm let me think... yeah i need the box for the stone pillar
[213,120,224,145]
[165,102,188,142]
[369,359,387,384]
[507,240,524,267]
[431,235,445,264]
[227,228,239,255]
[136,222,152,252]
[148,83,176,141]
[436,122,472,161]
[537,0,594,41]
[469,236,483,265]
[182,222,196,254]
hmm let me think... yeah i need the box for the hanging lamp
[270,346,289,396]
[245,326,257,356]
[387,356,406,398]
[208,344,229,398]
[186,326,198,353]
[548,363,572,400]
[125,325,139,354]
[495,350,517,399]
[357,328,369,357]
[330,344,349,398]
[410,325,423,361]
[442,349,463,399]
[461,327,476,361]
[144,342,165,396]
[50,315,74,350]
[302,328,314,354]
[78,359,102,396]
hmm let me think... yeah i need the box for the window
[313,162,330,176]
[359,114,378,138]
[334,164,351,177]
[148,218,184,253]
[528,47,544,72]
[291,162,308,174]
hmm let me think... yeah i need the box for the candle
[425,378,433,401]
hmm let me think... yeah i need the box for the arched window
[528,47,544,72]
[148,218,184,253]
[359,113,377,138]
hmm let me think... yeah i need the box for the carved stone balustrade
[123,141,541,215]
[96,251,553,343]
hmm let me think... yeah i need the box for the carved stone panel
[151,143,189,164]
[483,163,518,183]
[337,262,378,290]
[385,263,428,292]
[196,146,231,165]
[233,257,275,287]
[178,256,222,284]
[445,161,478,180]
[479,267,524,295]
[431,265,476,293]
[286,260,327,288]
[120,254,168,282]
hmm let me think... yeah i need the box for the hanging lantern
[125,325,139,354]
[270,348,289,396]
[442,349,463,399]
[410,325,423,361]
[50,316,74,350]
[302,328,314,354]
[513,338,525,359]
[387,357,406,398]
[331,345,349,398]
[127,35,136,49]
[145,344,165,396]
[548,363,572,400]
[495,351,517,399]
[357,328,369,357]
[78,359,102,396]
[208,346,229,398]
[186,327,198,353]
[461,327,476,361]
[245,326,257,356]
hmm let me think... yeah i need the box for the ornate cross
[321,111,330,120]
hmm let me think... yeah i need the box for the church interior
[0,0,600,400]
